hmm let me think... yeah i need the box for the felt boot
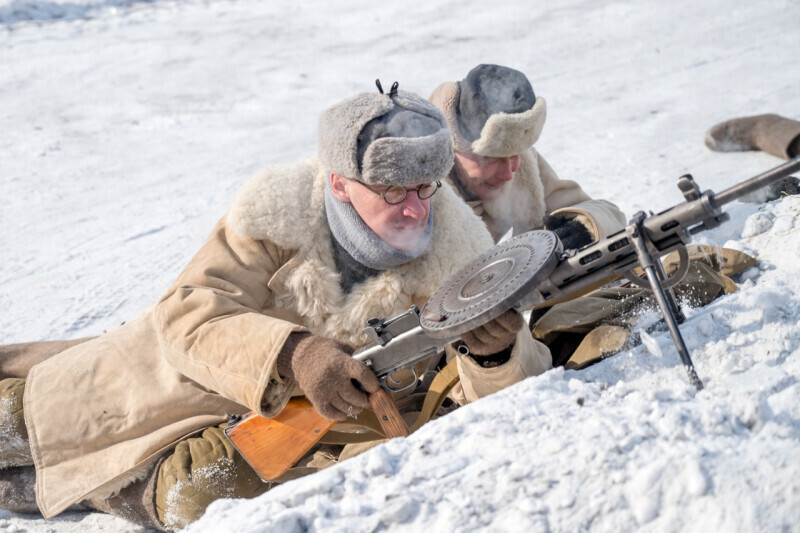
[83,460,166,531]
[0,466,38,514]
[0,379,38,514]
[0,378,32,470]
[705,113,800,160]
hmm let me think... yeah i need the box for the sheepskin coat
[23,157,552,519]
[449,148,628,242]
[428,82,626,242]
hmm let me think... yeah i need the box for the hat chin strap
[324,179,433,271]
[470,97,547,158]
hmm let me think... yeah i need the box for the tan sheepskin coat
[23,157,552,518]
[450,148,627,242]
[428,82,626,242]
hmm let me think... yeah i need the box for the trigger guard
[624,246,690,289]
[384,367,419,393]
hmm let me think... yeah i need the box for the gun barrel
[544,158,800,301]
[713,156,800,207]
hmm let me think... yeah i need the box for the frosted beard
[324,179,433,270]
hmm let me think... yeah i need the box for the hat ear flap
[471,97,547,158]
[362,128,454,187]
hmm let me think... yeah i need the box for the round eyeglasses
[359,181,442,205]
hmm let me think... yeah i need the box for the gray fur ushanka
[317,90,454,186]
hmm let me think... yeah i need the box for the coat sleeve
[154,216,306,417]
[538,153,627,239]
[447,327,552,405]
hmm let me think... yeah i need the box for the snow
[1,0,800,531]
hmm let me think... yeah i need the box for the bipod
[625,211,704,390]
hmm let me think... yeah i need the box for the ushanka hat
[429,64,547,158]
[318,81,454,186]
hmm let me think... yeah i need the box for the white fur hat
[318,86,454,186]
[429,64,547,158]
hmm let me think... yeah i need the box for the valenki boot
[83,461,166,531]
[705,113,800,160]
[0,378,32,470]
[0,466,38,514]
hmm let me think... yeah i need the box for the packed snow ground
[1,0,799,531]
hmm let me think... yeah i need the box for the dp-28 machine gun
[226,156,800,481]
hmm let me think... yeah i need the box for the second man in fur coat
[429,64,626,246]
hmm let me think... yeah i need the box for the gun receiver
[355,307,460,385]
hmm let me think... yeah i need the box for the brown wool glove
[277,333,380,421]
[460,310,525,357]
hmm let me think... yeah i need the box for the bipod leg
[626,214,704,390]
[653,258,686,324]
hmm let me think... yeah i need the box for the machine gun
[226,156,800,481]
[520,155,800,389]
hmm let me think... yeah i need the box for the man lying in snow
[429,64,763,369]
[429,63,627,247]
[0,87,553,530]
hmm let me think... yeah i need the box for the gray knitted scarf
[324,180,433,271]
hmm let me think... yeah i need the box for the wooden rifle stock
[224,398,335,481]
[368,388,410,438]
[225,390,409,481]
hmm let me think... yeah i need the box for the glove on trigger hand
[544,213,594,250]
[277,333,380,421]
[460,310,525,360]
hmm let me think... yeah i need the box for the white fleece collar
[226,158,495,346]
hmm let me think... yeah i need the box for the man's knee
[0,378,32,469]
[155,424,270,531]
